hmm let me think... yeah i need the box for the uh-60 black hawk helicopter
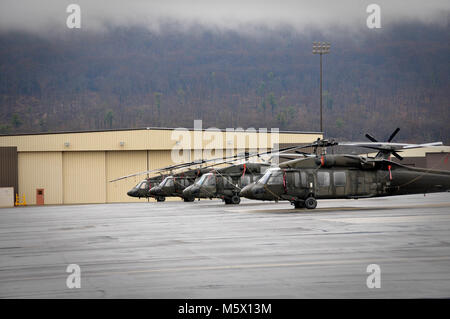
[111,159,211,202]
[153,146,303,204]
[240,128,450,209]
[139,148,298,204]
[110,145,302,203]
[144,152,266,203]
[149,167,213,202]
[182,162,271,204]
[126,175,165,201]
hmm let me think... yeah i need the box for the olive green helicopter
[182,162,272,204]
[240,128,450,209]
[110,145,303,203]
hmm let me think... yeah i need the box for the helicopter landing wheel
[230,195,241,205]
[304,197,317,209]
[225,195,241,205]
[156,197,166,202]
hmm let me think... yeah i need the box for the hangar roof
[0,127,323,152]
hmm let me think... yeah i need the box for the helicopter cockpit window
[135,181,145,189]
[203,174,216,187]
[165,178,174,187]
[258,169,283,185]
[257,169,272,184]
[195,174,207,186]
[139,181,148,189]
[160,177,174,187]
[267,170,283,185]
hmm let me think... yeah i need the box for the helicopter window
[182,179,190,187]
[165,178,174,187]
[260,166,268,174]
[240,175,251,186]
[204,174,216,186]
[134,181,145,188]
[300,172,307,187]
[257,170,271,184]
[257,169,281,184]
[294,172,300,188]
[334,172,346,186]
[223,176,234,186]
[195,174,207,186]
[267,170,283,185]
[139,182,148,189]
[160,177,173,187]
[318,172,330,187]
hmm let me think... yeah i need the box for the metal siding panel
[0,129,182,152]
[147,150,174,171]
[63,152,105,204]
[0,130,325,152]
[18,152,63,205]
[106,151,148,202]
[278,133,323,145]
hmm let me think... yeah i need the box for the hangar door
[106,151,148,203]
[63,152,106,204]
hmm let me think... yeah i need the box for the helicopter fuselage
[240,155,450,208]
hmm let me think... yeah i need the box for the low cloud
[0,0,448,35]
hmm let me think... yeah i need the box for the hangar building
[0,127,322,205]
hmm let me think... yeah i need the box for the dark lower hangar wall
[0,147,18,196]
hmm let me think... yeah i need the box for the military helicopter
[179,146,309,204]
[182,162,271,204]
[149,168,212,202]
[240,128,450,209]
[144,151,267,202]
[110,159,213,202]
[149,150,293,203]
[110,145,304,202]
[126,175,166,201]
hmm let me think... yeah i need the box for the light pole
[312,42,330,133]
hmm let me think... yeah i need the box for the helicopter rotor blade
[365,133,378,143]
[392,151,403,161]
[387,127,400,142]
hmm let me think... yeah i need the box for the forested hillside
[0,23,448,143]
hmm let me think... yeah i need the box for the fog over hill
[0,1,448,143]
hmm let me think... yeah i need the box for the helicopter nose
[240,184,253,199]
[127,190,136,197]
[191,186,199,196]
[183,185,199,197]
[182,187,192,197]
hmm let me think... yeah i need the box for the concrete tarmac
[0,192,450,298]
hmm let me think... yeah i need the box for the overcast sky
[0,0,448,35]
